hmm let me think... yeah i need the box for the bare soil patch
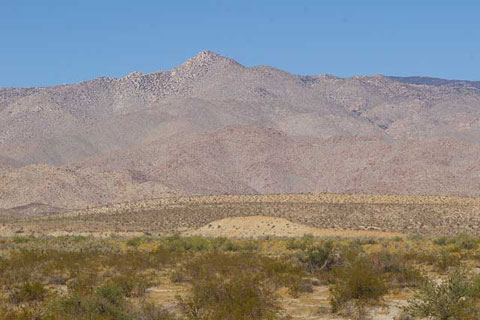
[185,216,404,239]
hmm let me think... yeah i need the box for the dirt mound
[4,193,480,237]
[185,216,404,239]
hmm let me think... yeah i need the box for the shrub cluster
[404,269,480,320]
[2,234,480,319]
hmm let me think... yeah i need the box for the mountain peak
[193,50,222,60]
[180,50,243,70]
[122,71,144,80]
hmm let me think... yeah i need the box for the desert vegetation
[3,193,480,237]
[1,234,480,319]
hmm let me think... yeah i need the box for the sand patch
[184,216,404,239]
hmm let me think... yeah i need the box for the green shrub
[404,269,479,320]
[330,256,387,312]
[12,236,30,244]
[10,282,47,304]
[238,240,259,251]
[162,236,210,252]
[66,271,99,294]
[108,274,151,297]
[434,250,460,271]
[285,277,313,298]
[178,274,279,320]
[47,288,130,319]
[210,237,239,251]
[433,234,478,250]
[261,259,309,297]
[372,250,401,273]
[174,251,309,300]
[433,236,449,246]
[133,302,177,320]
[126,237,144,248]
[0,307,39,320]
[408,234,423,241]
[286,234,314,250]
[454,234,478,250]
[371,251,424,288]
[96,283,125,306]
[390,266,424,288]
[298,242,334,272]
[469,275,480,298]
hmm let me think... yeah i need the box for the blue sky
[1,0,479,87]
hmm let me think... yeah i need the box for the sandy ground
[145,276,411,320]
[185,216,405,239]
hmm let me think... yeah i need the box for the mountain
[1,51,479,214]
[388,76,480,89]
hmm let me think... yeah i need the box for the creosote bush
[371,250,424,288]
[286,234,315,250]
[175,251,309,295]
[173,251,311,318]
[433,234,478,251]
[10,281,47,304]
[404,269,480,320]
[330,255,388,313]
[298,241,334,273]
[1,234,480,319]
[178,275,279,320]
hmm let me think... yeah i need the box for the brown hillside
[1,51,480,211]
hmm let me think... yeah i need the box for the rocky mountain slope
[1,51,479,213]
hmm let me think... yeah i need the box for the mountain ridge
[1,51,479,214]
[3,51,479,90]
